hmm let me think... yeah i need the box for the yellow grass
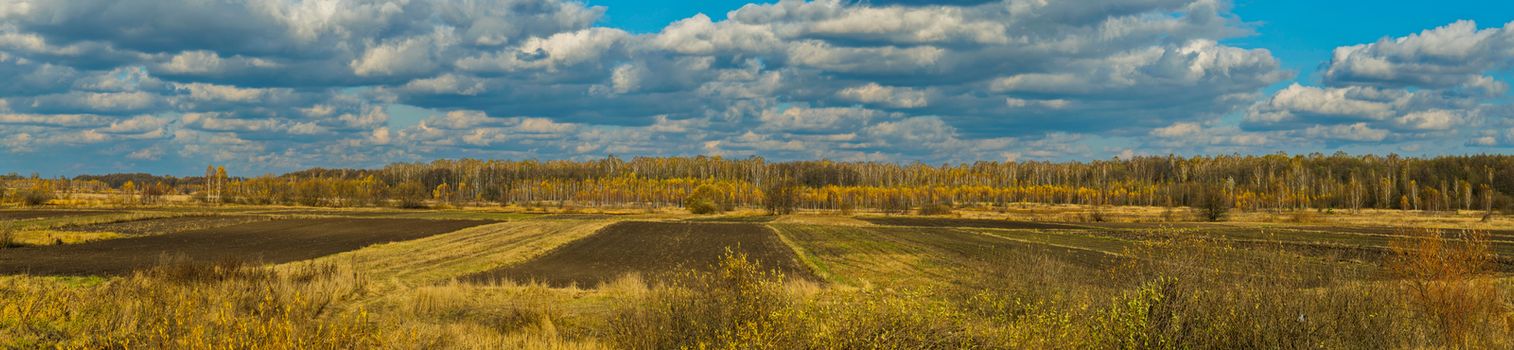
[9,229,123,246]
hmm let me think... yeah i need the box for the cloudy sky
[1,0,1512,176]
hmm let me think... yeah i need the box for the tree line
[8,153,1510,216]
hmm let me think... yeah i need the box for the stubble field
[1,206,1511,348]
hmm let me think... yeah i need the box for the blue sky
[587,0,1514,86]
[2,0,1513,176]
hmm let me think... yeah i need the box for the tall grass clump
[0,221,16,248]
[606,249,794,349]
[1389,229,1511,348]
[1078,231,1412,349]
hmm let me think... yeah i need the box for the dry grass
[0,260,379,349]
[4,214,1512,349]
[6,229,124,246]
[0,221,16,248]
[1389,229,1511,348]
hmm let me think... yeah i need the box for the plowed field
[0,218,492,275]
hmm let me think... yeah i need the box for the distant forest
[7,153,1513,213]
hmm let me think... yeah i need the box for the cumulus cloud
[1323,20,1514,89]
[1249,19,1513,149]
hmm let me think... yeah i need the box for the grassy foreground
[2,218,1512,349]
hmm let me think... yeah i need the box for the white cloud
[175,83,283,103]
[1305,123,1389,142]
[1323,20,1514,88]
[837,83,928,108]
[400,74,487,96]
[1246,84,1398,124]
[351,27,457,77]
[1151,122,1202,138]
[759,106,884,132]
[1394,110,1460,131]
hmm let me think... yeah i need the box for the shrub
[684,198,720,215]
[1087,207,1108,222]
[18,187,54,206]
[684,184,725,215]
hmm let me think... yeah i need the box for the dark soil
[469,221,814,287]
[0,218,493,276]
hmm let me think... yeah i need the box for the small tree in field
[1194,184,1230,222]
[763,179,800,215]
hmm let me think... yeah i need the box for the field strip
[291,219,615,288]
[964,228,1129,257]
[1207,221,1514,242]
[1098,224,1514,257]
[772,224,1027,289]
[766,224,839,284]
[1275,227,1514,248]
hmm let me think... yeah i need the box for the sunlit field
[2,197,1510,348]
[5,0,1514,347]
